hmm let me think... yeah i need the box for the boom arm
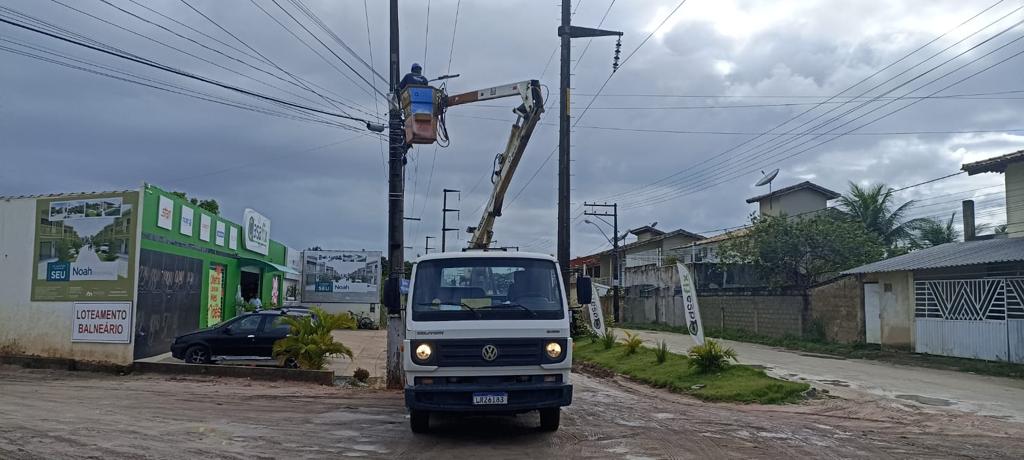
[446,80,544,249]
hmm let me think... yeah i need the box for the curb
[133,361,335,385]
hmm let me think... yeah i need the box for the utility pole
[424,235,435,254]
[584,202,620,322]
[441,188,460,252]
[386,0,407,390]
[557,2,622,286]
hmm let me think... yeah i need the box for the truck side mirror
[576,277,593,305]
[383,278,402,315]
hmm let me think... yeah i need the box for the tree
[836,182,924,251]
[909,212,960,248]
[719,212,886,289]
[170,191,220,215]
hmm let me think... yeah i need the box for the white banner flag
[676,263,705,345]
[587,283,611,337]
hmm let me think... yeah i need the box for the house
[843,149,1024,363]
[572,226,704,286]
[669,180,841,289]
[745,181,841,217]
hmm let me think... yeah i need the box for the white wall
[0,196,136,364]
[1007,163,1024,237]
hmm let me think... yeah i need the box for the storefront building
[0,184,297,364]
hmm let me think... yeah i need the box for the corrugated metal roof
[962,149,1024,175]
[842,237,1024,274]
[0,189,136,201]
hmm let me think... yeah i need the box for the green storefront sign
[31,192,139,301]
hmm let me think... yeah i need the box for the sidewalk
[329,329,386,379]
[620,327,1024,422]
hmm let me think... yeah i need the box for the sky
[2,0,1023,258]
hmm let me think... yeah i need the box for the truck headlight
[545,341,562,359]
[415,343,432,362]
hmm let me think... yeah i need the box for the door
[254,315,292,358]
[864,283,881,344]
[216,314,264,357]
[134,250,203,359]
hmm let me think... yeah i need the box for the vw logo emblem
[481,344,499,362]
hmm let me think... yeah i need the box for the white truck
[398,250,589,432]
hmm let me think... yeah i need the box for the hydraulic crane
[442,79,545,249]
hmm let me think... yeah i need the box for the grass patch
[620,322,1024,380]
[574,341,809,404]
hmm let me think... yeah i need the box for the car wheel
[184,345,210,364]
[539,408,560,432]
[283,357,300,369]
[409,410,430,434]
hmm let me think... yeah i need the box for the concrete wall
[808,275,864,343]
[1007,162,1024,237]
[620,265,804,338]
[0,195,138,364]
[759,189,828,217]
[878,271,915,349]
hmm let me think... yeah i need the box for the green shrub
[353,367,370,382]
[601,328,617,350]
[654,340,669,364]
[687,339,738,374]
[273,307,357,370]
[622,331,643,355]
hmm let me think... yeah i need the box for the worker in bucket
[399,63,429,91]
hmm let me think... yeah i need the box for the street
[622,328,1024,422]
[2,365,1022,459]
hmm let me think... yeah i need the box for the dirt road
[1,365,1021,459]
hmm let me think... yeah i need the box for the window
[263,316,292,335]
[411,257,564,321]
[231,315,262,333]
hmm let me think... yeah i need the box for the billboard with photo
[302,250,382,304]
[32,191,139,301]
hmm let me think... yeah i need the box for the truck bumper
[405,382,572,413]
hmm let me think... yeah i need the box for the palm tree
[910,212,961,248]
[837,182,924,250]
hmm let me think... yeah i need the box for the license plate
[472,392,508,405]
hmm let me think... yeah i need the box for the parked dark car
[170,309,314,367]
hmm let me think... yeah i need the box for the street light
[583,219,614,245]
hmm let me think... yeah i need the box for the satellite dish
[755,169,780,187]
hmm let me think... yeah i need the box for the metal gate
[863,283,881,344]
[914,278,1024,363]
[133,249,202,360]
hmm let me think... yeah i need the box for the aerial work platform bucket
[400,85,440,144]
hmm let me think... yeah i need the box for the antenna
[755,169,780,211]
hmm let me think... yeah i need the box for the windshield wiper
[415,302,481,317]
[479,303,537,317]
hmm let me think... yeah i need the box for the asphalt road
[1,365,1022,459]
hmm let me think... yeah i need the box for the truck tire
[539,408,560,432]
[410,410,430,433]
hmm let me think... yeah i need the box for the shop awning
[238,258,300,276]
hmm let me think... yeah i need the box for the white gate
[863,283,881,344]
[914,278,1024,362]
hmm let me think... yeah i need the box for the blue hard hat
[411,63,422,72]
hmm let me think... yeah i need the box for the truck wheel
[539,408,560,432]
[184,345,210,364]
[410,410,430,433]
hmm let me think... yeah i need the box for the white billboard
[302,250,382,304]
[243,208,270,255]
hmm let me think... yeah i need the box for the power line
[446,0,462,74]
[572,0,616,72]
[0,13,376,128]
[576,89,1024,99]
[612,4,1024,208]
[598,0,1010,204]
[422,0,431,69]
[362,0,387,172]
[288,0,388,85]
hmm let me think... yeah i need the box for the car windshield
[411,257,564,321]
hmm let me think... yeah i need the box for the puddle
[817,379,851,387]
[652,413,674,419]
[896,394,954,407]
[798,353,846,360]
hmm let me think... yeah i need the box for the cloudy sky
[2,0,1022,258]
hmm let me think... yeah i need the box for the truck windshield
[411,257,564,321]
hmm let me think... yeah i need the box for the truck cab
[401,251,573,433]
